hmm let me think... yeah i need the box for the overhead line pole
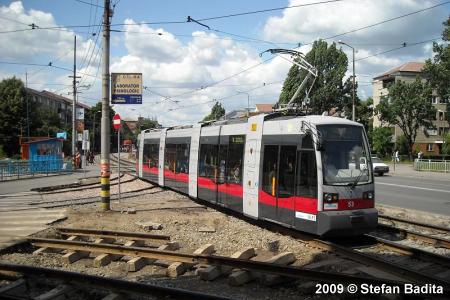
[100,0,111,211]
[71,36,78,162]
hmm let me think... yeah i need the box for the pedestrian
[395,150,399,162]
[75,150,81,169]
[418,150,423,160]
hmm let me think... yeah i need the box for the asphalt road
[375,174,450,216]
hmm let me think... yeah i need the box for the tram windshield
[317,125,372,186]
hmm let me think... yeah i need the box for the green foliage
[203,102,225,122]
[375,78,435,160]
[395,135,409,156]
[278,40,349,114]
[0,77,27,156]
[442,133,450,155]
[357,97,373,142]
[34,106,62,137]
[137,118,158,132]
[372,127,393,158]
[84,102,116,152]
[423,16,450,122]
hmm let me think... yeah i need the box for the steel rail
[261,223,450,290]
[36,176,139,196]
[57,227,170,243]
[27,237,410,287]
[31,173,126,192]
[364,234,450,268]
[0,263,232,300]
[379,215,450,233]
[377,223,450,250]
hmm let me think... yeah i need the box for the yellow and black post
[100,0,111,211]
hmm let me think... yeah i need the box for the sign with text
[76,107,84,120]
[111,73,142,104]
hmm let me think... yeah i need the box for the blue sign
[111,94,142,104]
[56,132,67,140]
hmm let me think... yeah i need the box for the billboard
[111,73,142,104]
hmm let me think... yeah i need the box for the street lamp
[338,40,356,122]
[237,90,250,117]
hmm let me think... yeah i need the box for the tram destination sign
[111,73,142,104]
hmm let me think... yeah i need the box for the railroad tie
[62,236,89,264]
[34,284,73,300]
[0,279,27,296]
[197,247,256,281]
[126,241,180,272]
[261,252,297,286]
[228,252,296,286]
[166,244,215,278]
[93,238,121,267]
[102,293,124,300]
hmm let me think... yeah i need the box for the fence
[413,159,450,173]
[0,159,72,181]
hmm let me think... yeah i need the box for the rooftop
[374,62,425,80]
[26,88,91,109]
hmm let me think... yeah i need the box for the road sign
[113,114,121,130]
[111,73,142,104]
[82,141,90,151]
[76,107,85,120]
[77,133,83,142]
[83,129,89,141]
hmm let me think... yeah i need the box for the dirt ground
[1,177,448,299]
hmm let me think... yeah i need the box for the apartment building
[26,88,90,126]
[372,62,449,155]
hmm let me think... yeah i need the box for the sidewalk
[0,163,100,194]
[386,162,450,180]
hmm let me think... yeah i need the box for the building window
[431,96,438,104]
[427,144,433,152]
[438,111,444,121]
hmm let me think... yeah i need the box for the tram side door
[294,150,318,224]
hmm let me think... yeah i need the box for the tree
[423,17,450,122]
[372,127,393,158]
[356,97,374,142]
[442,133,450,155]
[203,102,225,122]
[34,106,62,137]
[85,102,116,153]
[278,40,348,114]
[0,77,27,156]
[375,79,435,160]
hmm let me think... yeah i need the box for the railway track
[0,263,232,300]
[377,214,450,249]
[262,223,450,292]
[18,228,409,287]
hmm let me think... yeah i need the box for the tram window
[144,143,158,168]
[296,151,317,198]
[227,135,245,185]
[199,143,218,179]
[218,143,228,184]
[278,146,296,198]
[165,144,177,173]
[302,134,314,149]
[176,143,190,174]
[262,145,279,196]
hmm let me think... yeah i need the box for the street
[375,174,450,216]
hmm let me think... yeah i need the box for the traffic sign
[113,114,121,130]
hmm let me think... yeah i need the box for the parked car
[371,157,389,176]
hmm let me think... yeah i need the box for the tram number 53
[347,200,354,208]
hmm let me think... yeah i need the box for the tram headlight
[324,193,338,202]
[363,191,374,200]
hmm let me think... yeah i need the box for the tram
[136,114,377,236]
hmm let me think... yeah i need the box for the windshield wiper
[348,169,366,189]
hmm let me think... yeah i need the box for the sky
[0,0,449,126]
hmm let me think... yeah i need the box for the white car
[371,157,389,176]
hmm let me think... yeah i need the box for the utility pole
[25,71,29,138]
[100,0,111,211]
[69,35,81,162]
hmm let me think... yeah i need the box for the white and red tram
[137,114,377,236]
